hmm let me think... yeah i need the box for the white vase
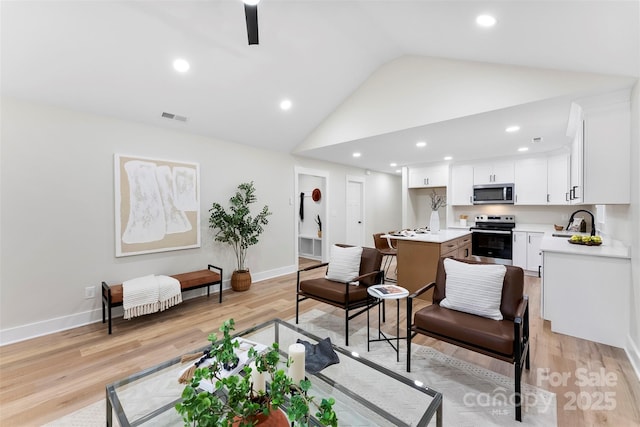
[429,210,440,234]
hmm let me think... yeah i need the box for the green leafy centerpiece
[176,319,338,427]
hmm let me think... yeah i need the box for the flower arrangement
[314,214,322,232]
[429,189,447,211]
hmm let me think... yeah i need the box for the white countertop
[540,235,630,259]
[383,229,471,244]
[513,223,557,233]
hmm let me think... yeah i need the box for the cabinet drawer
[441,248,458,259]
[440,240,459,255]
[456,235,471,246]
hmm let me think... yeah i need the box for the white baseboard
[0,264,297,346]
[626,334,640,382]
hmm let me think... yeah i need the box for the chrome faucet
[567,209,596,236]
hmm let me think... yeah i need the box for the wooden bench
[101,264,223,334]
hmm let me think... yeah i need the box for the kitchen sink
[551,233,574,238]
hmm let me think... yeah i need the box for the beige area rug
[45,309,556,427]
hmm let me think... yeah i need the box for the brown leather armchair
[407,257,530,421]
[296,246,383,346]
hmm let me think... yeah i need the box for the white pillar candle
[288,343,306,384]
[249,361,266,392]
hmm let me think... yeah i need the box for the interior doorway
[295,167,329,264]
[346,176,365,246]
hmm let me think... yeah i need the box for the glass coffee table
[106,318,442,426]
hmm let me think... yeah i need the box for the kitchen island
[540,234,631,348]
[385,229,472,300]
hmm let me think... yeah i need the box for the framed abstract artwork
[114,154,200,257]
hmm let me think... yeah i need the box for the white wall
[0,98,401,344]
[298,175,325,238]
[295,56,637,152]
[407,187,447,230]
[293,157,402,249]
[624,81,640,378]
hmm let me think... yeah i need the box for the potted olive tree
[209,182,271,291]
[175,319,338,427]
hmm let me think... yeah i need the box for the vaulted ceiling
[2,1,638,173]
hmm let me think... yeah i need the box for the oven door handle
[471,229,512,235]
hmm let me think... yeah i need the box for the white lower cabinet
[542,250,630,348]
[512,231,543,275]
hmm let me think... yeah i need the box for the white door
[346,179,364,246]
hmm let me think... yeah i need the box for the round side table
[367,284,409,361]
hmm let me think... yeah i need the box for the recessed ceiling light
[444,156,453,161]
[243,0,260,5]
[279,99,292,111]
[173,58,190,73]
[518,147,529,152]
[390,162,397,167]
[352,152,361,158]
[476,14,497,27]
[395,169,402,174]
[505,125,520,133]
[416,141,427,148]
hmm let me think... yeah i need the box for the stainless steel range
[470,215,516,265]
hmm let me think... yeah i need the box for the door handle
[538,265,542,278]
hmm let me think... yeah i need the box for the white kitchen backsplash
[450,204,596,227]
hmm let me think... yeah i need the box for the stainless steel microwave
[473,184,514,205]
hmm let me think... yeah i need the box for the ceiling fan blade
[244,3,259,45]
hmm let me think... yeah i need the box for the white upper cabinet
[408,164,449,188]
[547,153,570,205]
[568,104,584,204]
[514,154,570,205]
[473,160,514,185]
[582,99,631,204]
[450,164,474,205]
[566,91,631,205]
[514,157,548,205]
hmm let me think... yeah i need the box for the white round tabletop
[367,284,409,300]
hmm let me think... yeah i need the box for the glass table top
[106,318,442,427]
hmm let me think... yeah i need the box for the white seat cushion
[440,258,506,320]
[325,245,363,284]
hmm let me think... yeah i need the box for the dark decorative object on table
[296,337,339,374]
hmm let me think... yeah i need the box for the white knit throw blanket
[123,275,159,320]
[156,275,182,311]
[123,274,183,320]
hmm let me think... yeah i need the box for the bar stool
[373,232,397,282]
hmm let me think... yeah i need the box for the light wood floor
[1,258,638,426]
